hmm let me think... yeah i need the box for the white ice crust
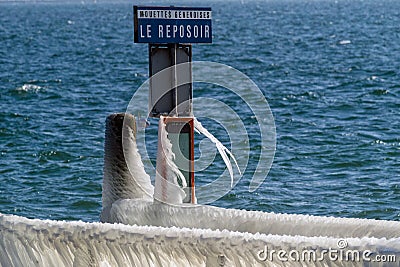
[1,115,399,266]
[1,211,400,267]
[101,114,154,222]
[153,116,187,204]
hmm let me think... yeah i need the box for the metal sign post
[133,5,212,203]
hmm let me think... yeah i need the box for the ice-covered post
[101,113,153,222]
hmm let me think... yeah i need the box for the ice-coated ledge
[1,212,399,267]
[109,199,400,240]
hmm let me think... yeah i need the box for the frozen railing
[1,212,400,267]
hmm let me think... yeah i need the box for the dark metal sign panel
[134,6,212,44]
[149,44,192,117]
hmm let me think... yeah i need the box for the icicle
[193,118,241,188]
[154,116,187,204]
[159,117,187,188]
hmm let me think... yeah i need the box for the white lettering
[159,25,163,38]
[257,246,268,261]
[152,23,212,40]
[140,25,145,38]
[329,249,338,261]
[146,24,151,38]
[318,250,328,261]
[288,250,300,261]
[205,25,210,38]
[138,9,212,20]
[277,250,288,262]
[166,25,171,38]
[363,250,372,262]
[270,250,276,261]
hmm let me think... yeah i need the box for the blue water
[0,0,399,222]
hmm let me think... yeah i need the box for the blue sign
[134,6,212,44]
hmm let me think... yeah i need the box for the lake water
[0,0,399,222]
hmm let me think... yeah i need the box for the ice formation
[153,116,187,204]
[194,118,241,188]
[152,116,242,205]
[1,113,400,266]
[100,114,153,222]
[1,212,400,267]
